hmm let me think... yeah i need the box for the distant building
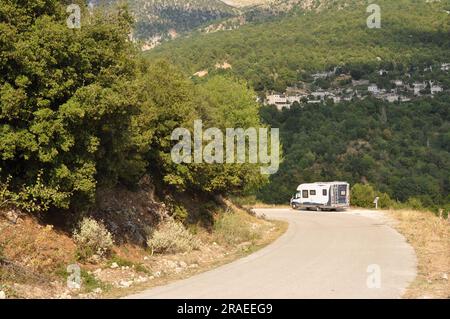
[413,82,426,96]
[430,84,443,95]
[392,80,404,87]
[311,91,327,100]
[368,84,379,94]
[400,96,412,102]
[332,96,342,104]
[383,93,399,103]
[287,95,304,104]
[352,79,369,86]
[266,94,290,110]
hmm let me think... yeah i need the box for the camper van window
[310,190,316,196]
[302,190,308,198]
[323,189,327,196]
[340,190,346,196]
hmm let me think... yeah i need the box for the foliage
[0,2,269,216]
[146,218,200,254]
[80,268,109,293]
[145,72,269,196]
[351,184,376,208]
[0,173,67,213]
[73,217,114,262]
[0,0,143,210]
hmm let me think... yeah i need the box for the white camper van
[290,182,350,211]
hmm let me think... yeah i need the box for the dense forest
[147,0,450,91]
[0,0,266,217]
[258,97,450,211]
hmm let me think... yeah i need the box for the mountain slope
[90,0,237,42]
[146,0,450,90]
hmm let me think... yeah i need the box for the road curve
[127,208,417,299]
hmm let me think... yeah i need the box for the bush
[377,192,394,209]
[73,218,114,262]
[405,197,424,210]
[351,184,376,208]
[213,212,259,245]
[147,218,200,254]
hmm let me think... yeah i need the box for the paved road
[127,208,417,299]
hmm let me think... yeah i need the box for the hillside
[146,0,450,211]
[91,0,237,43]
[258,96,450,208]
[146,0,450,91]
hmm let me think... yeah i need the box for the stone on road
[127,208,417,299]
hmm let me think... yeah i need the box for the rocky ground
[0,196,285,299]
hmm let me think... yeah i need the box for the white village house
[368,84,380,94]
[430,82,443,95]
[265,94,290,110]
[413,82,427,96]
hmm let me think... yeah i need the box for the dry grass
[385,209,450,299]
[0,200,288,299]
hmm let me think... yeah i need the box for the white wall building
[431,84,443,95]
[368,84,379,94]
[413,82,427,96]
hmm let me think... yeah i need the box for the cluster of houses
[265,63,449,110]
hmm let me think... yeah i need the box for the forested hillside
[258,97,450,210]
[147,0,450,91]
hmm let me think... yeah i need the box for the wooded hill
[146,0,450,211]
[146,0,450,92]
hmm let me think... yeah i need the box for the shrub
[172,205,189,223]
[73,218,114,262]
[377,192,394,209]
[213,212,259,245]
[146,218,200,254]
[405,197,424,210]
[0,173,68,213]
[351,183,376,208]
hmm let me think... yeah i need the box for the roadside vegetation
[385,209,449,299]
[0,1,283,299]
[0,198,286,298]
